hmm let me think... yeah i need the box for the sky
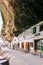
[0,10,3,35]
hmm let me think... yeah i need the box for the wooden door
[26,42,29,50]
[18,43,19,47]
[22,42,24,49]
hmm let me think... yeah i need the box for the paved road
[3,48,43,65]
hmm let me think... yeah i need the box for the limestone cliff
[0,0,17,42]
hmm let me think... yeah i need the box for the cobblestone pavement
[3,48,43,65]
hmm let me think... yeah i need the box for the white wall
[18,21,43,44]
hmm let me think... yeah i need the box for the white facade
[11,37,18,49]
[18,21,43,51]
[11,21,43,51]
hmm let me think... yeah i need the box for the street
[2,48,43,65]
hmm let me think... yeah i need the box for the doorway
[26,42,29,51]
[22,42,24,49]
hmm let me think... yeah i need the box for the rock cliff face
[0,0,17,42]
[0,0,42,42]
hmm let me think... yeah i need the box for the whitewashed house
[11,37,19,49]
[18,21,43,54]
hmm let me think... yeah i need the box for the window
[40,24,43,31]
[35,40,43,50]
[33,27,36,34]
